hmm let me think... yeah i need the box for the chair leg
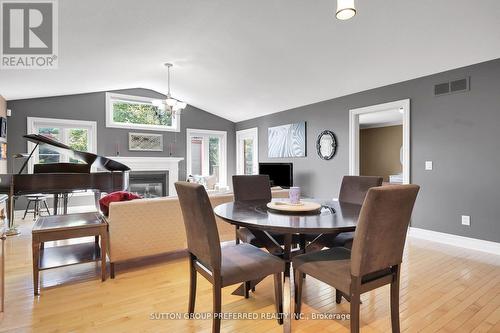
[273,273,283,325]
[43,200,50,215]
[110,263,115,279]
[235,226,240,244]
[23,200,32,219]
[294,268,304,318]
[350,278,361,333]
[188,256,197,314]
[390,265,401,333]
[336,289,342,304]
[244,281,250,299]
[212,279,222,333]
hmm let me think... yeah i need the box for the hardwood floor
[1,209,499,332]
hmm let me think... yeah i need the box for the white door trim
[349,99,411,184]
[186,128,227,186]
[236,127,259,175]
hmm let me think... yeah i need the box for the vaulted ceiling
[1,0,499,122]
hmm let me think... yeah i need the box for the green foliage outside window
[113,101,172,127]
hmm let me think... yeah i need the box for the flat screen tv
[259,163,293,188]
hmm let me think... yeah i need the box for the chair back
[338,175,383,205]
[350,185,419,277]
[175,181,221,271]
[232,175,272,202]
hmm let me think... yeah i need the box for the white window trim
[236,127,259,175]
[186,128,227,187]
[105,92,180,132]
[26,117,97,174]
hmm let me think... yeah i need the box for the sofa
[106,189,289,277]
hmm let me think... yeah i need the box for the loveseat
[106,190,289,277]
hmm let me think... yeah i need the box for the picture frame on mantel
[128,132,163,151]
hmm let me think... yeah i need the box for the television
[259,163,293,188]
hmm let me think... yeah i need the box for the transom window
[105,92,180,132]
[27,117,97,173]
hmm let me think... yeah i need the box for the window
[105,92,180,132]
[236,127,258,175]
[27,117,97,173]
[186,129,227,187]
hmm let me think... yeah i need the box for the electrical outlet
[425,161,433,171]
[461,215,471,226]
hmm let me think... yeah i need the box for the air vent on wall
[434,77,470,96]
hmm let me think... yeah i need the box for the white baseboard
[409,227,500,255]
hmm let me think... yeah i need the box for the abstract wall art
[268,122,306,158]
[128,132,163,151]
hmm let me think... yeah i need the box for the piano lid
[24,134,130,172]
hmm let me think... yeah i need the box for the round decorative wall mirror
[316,130,337,160]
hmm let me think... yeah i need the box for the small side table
[32,212,108,295]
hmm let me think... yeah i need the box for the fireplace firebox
[129,171,168,198]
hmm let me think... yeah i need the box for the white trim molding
[409,227,500,255]
[236,127,259,175]
[105,92,180,132]
[349,99,411,184]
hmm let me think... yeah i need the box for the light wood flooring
[1,209,499,332]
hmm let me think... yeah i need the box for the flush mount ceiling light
[153,63,187,118]
[336,0,356,20]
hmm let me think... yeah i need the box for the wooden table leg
[100,229,107,281]
[32,239,40,295]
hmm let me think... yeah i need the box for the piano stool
[23,194,50,221]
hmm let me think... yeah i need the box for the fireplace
[106,157,183,196]
[129,171,168,198]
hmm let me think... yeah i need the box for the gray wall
[7,87,236,188]
[237,58,500,243]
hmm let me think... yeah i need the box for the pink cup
[289,187,301,204]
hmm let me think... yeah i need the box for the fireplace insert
[129,171,168,198]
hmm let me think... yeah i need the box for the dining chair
[326,175,383,248]
[232,175,301,251]
[232,175,272,246]
[293,184,419,333]
[175,181,285,333]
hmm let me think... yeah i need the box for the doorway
[349,99,410,184]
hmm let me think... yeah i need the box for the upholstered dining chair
[175,181,285,333]
[293,184,419,333]
[326,175,383,248]
[232,175,272,245]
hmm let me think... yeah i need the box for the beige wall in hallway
[360,125,402,182]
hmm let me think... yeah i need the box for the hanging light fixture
[336,0,356,20]
[155,63,187,118]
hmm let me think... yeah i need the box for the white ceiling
[1,0,500,122]
[359,109,402,128]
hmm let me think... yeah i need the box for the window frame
[236,127,259,175]
[105,92,180,132]
[186,128,227,187]
[26,117,97,174]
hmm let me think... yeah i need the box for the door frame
[236,127,259,175]
[349,99,411,184]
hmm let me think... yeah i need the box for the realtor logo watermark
[1,0,58,69]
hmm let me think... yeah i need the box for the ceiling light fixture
[155,63,187,117]
[336,0,356,20]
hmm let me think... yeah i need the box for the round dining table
[214,199,362,333]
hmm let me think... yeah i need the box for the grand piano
[0,134,130,235]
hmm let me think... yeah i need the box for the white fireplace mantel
[108,156,184,196]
